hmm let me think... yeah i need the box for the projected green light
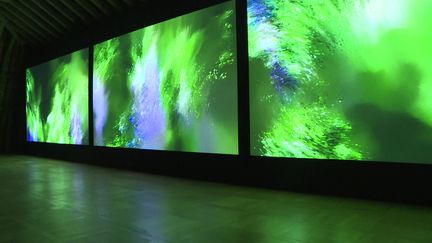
[94,1,238,154]
[249,0,432,163]
[26,49,89,145]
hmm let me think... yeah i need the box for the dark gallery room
[1,0,432,242]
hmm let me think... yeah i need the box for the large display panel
[94,1,238,154]
[26,49,89,145]
[248,0,432,163]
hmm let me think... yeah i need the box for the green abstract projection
[249,0,432,163]
[26,49,89,145]
[94,1,238,154]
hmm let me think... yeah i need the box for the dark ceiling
[0,0,149,47]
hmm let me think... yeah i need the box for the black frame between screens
[21,0,432,205]
[88,46,94,147]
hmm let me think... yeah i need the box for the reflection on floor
[0,155,432,243]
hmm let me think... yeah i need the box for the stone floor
[0,155,432,242]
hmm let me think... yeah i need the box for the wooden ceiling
[0,0,148,47]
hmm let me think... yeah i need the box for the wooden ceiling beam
[30,0,71,30]
[105,0,125,10]
[1,22,35,46]
[90,0,112,15]
[45,0,76,23]
[0,11,26,43]
[4,9,50,42]
[61,0,92,23]
[0,7,48,44]
[16,0,65,35]
[4,4,58,39]
[122,0,136,6]
[6,22,45,46]
[75,0,104,20]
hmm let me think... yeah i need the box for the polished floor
[0,155,432,243]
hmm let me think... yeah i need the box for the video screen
[94,1,238,154]
[248,0,432,163]
[26,49,89,145]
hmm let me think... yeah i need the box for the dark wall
[0,26,24,153]
[19,0,432,205]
